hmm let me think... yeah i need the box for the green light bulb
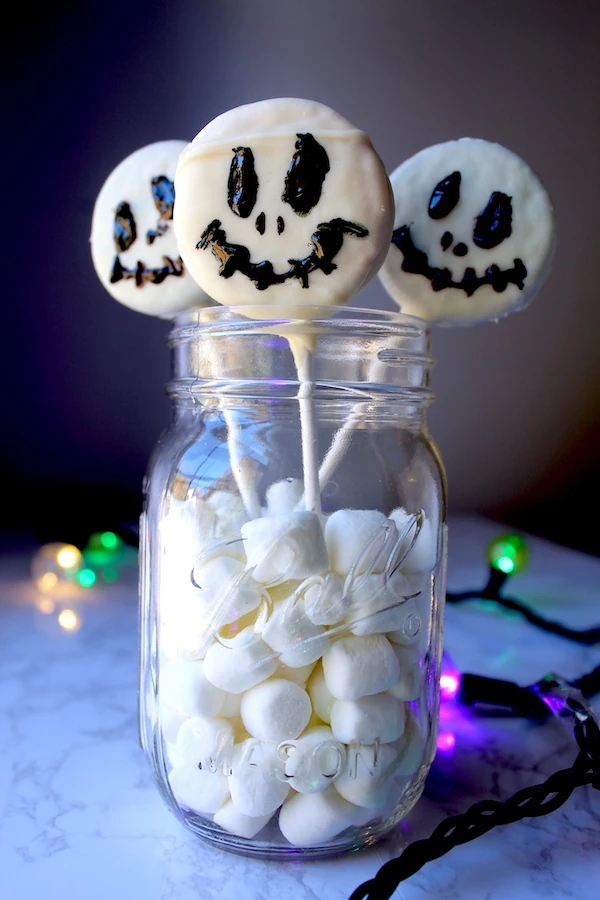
[100,531,121,550]
[487,533,529,576]
[76,568,97,588]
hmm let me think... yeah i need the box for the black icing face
[392,170,527,296]
[110,176,184,287]
[195,133,370,291]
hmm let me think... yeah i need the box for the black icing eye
[428,171,461,220]
[151,175,175,220]
[114,201,137,252]
[228,147,258,218]
[282,133,330,216]
[473,192,513,249]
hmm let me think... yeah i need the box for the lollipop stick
[317,355,385,492]
[223,406,262,520]
[289,336,321,516]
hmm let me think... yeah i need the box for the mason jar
[139,304,447,858]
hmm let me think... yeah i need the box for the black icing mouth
[392,225,527,297]
[196,218,369,290]
[110,255,184,287]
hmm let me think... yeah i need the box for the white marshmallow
[278,786,356,846]
[265,479,304,516]
[191,555,264,628]
[302,572,350,626]
[307,665,335,724]
[325,510,390,576]
[281,727,346,794]
[334,742,400,808]
[160,660,225,718]
[242,512,328,585]
[165,741,183,769]
[203,627,278,693]
[208,490,249,536]
[228,739,290,817]
[168,762,230,814]
[240,678,311,743]
[330,694,405,745]
[275,661,316,686]
[214,800,273,839]
[261,596,328,668]
[175,717,235,770]
[160,706,189,744]
[394,713,427,777]
[220,691,243,718]
[322,635,400,700]
[345,572,417,636]
[389,508,438,574]
[387,645,422,701]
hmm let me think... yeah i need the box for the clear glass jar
[139,305,447,859]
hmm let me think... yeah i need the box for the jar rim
[168,303,429,345]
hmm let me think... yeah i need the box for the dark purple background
[3,0,599,555]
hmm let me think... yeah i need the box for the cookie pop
[90,140,212,319]
[378,137,555,325]
[174,98,394,513]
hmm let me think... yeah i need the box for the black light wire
[349,564,600,900]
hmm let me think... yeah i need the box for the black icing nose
[255,214,285,235]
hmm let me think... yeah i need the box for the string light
[57,608,81,632]
[486,532,529,576]
[31,542,84,597]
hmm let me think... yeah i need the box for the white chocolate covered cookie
[90,140,211,318]
[378,138,555,325]
[174,98,393,309]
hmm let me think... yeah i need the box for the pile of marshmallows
[159,477,437,846]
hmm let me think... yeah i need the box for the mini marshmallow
[203,627,278,693]
[265,479,304,516]
[242,512,328,585]
[275,661,317,686]
[345,572,416,636]
[220,691,243,718]
[160,659,225,718]
[394,713,427,777]
[307,664,335,724]
[325,510,390,576]
[169,762,230,814]
[281,726,346,794]
[160,706,189,744]
[322,634,400,700]
[214,800,273,839]
[303,572,350,626]
[240,678,311,743]
[165,742,183,769]
[389,508,438,574]
[208,490,249,536]
[387,645,422,701]
[228,739,290,817]
[192,555,263,627]
[176,717,235,769]
[261,596,328,668]
[330,694,405,745]
[334,742,400,808]
[279,786,358,846]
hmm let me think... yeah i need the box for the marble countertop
[1,516,599,900]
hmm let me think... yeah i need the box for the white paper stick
[288,335,321,516]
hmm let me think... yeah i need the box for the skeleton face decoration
[378,139,555,325]
[90,140,211,319]
[174,98,394,309]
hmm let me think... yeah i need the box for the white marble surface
[1,516,599,900]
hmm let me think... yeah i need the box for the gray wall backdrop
[4,0,599,554]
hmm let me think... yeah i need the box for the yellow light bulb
[58,609,80,631]
[35,596,56,614]
[56,545,82,570]
[37,572,58,593]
